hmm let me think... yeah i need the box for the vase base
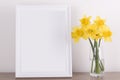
[90,72,104,77]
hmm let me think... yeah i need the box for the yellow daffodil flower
[93,32,103,41]
[71,26,84,43]
[71,32,80,43]
[94,16,105,27]
[103,30,112,42]
[80,15,91,26]
[86,24,97,39]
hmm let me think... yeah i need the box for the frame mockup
[16,5,72,77]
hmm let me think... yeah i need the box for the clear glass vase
[90,47,104,77]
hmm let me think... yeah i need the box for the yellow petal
[104,37,112,42]
[72,26,80,32]
[73,38,80,43]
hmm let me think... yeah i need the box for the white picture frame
[16,5,72,78]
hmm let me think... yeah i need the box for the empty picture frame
[16,5,72,77]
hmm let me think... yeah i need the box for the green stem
[95,41,101,74]
[88,38,95,73]
[88,38,94,53]
[98,39,104,71]
[99,60,104,71]
[94,40,96,48]
[99,39,101,47]
[91,57,94,73]
[99,63,102,71]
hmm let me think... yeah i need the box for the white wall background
[0,0,119,72]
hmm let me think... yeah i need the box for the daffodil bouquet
[72,16,112,76]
